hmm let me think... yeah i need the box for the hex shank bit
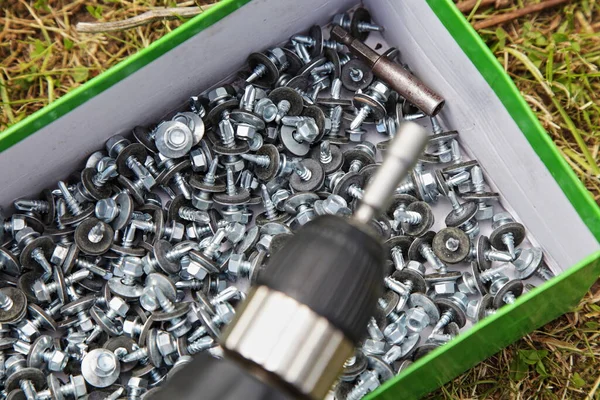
[354,122,428,224]
[330,25,445,116]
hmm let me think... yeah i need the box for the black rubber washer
[386,194,418,218]
[475,235,494,271]
[342,149,375,173]
[436,298,467,328]
[432,227,470,264]
[247,52,280,87]
[351,7,373,41]
[133,125,158,153]
[40,189,56,226]
[324,47,342,79]
[477,294,494,321]
[258,215,384,343]
[156,160,191,185]
[407,231,435,263]
[115,143,147,178]
[213,188,251,206]
[308,25,323,58]
[310,143,344,174]
[61,204,95,226]
[413,343,439,361]
[401,201,434,237]
[493,280,524,309]
[470,262,489,295]
[0,287,27,323]
[341,59,373,91]
[268,87,303,116]
[18,272,42,303]
[81,168,111,200]
[167,195,188,223]
[104,336,138,372]
[254,144,281,182]
[20,236,54,270]
[332,172,364,203]
[5,368,46,392]
[206,98,239,125]
[391,269,427,294]
[289,159,325,192]
[384,235,414,257]
[75,218,114,256]
[281,48,303,75]
[445,200,478,228]
[489,222,526,251]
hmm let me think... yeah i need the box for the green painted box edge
[1,0,599,399]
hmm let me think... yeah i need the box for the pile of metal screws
[0,8,552,400]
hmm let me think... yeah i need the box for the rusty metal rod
[330,25,445,116]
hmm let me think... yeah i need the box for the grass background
[1,0,599,398]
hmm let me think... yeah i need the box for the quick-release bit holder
[330,25,445,116]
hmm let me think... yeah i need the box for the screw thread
[166,242,195,262]
[293,162,312,181]
[153,287,175,314]
[347,372,379,400]
[330,78,342,99]
[122,346,149,363]
[479,264,507,282]
[501,232,516,259]
[260,185,278,220]
[391,247,405,270]
[173,173,191,199]
[0,291,13,311]
[246,64,267,83]
[537,266,554,281]
[218,117,236,148]
[175,280,203,290]
[204,229,226,259]
[350,105,371,130]
[14,199,50,213]
[88,222,106,244]
[93,164,118,187]
[420,244,446,272]
[322,40,344,52]
[448,191,463,213]
[431,116,442,134]
[446,170,470,187]
[187,336,215,354]
[178,207,208,223]
[348,159,363,173]
[240,153,271,168]
[471,166,485,193]
[357,21,383,32]
[396,180,415,194]
[225,169,237,196]
[275,100,291,123]
[291,35,315,46]
[241,85,256,112]
[144,158,160,177]
[319,141,333,164]
[20,380,37,400]
[31,248,52,275]
[485,249,513,263]
[347,184,364,200]
[384,276,409,296]
[58,181,83,216]
[503,291,516,305]
[432,309,453,334]
[383,345,403,364]
[395,210,422,225]
[349,67,364,82]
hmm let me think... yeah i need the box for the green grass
[1,0,599,398]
